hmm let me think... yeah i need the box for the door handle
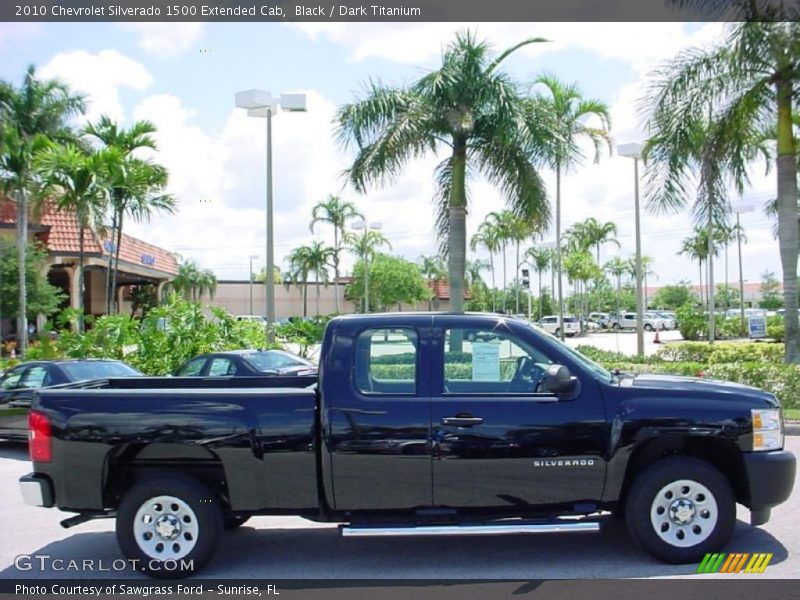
[441,416,484,427]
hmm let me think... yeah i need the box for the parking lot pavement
[0,438,797,580]
[563,329,684,357]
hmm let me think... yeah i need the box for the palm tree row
[0,66,175,346]
[642,19,800,361]
[336,31,612,343]
[170,259,217,302]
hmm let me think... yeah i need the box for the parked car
[612,312,665,331]
[235,315,268,326]
[174,350,318,377]
[0,359,143,441]
[21,312,795,577]
[538,315,581,337]
[653,311,677,329]
[589,312,612,329]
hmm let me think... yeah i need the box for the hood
[625,373,778,406]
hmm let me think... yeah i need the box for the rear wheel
[116,475,223,578]
[554,328,561,337]
[644,323,654,332]
[625,456,735,564]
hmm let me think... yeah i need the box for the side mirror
[545,364,577,395]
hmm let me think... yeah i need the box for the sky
[0,21,783,290]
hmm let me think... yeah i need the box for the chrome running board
[341,520,600,537]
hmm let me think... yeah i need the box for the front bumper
[19,473,54,508]
[742,450,796,525]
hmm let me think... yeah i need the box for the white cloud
[118,23,204,58]
[39,50,153,123]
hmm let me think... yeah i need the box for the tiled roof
[0,198,178,276]
[427,279,471,300]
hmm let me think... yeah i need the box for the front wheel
[116,475,224,578]
[554,328,561,338]
[625,456,735,564]
[644,323,654,332]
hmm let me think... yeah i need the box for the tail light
[28,410,52,463]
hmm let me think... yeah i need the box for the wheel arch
[618,434,748,510]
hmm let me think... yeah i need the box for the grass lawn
[785,408,800,422]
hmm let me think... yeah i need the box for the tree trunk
[333,228,340,313]
[302,281,308,317]
[707,186,716,343]
[105,208,118,315]
[315,273,321,316]
[555,165,565,341]
[501,242,507,313]
[447,141,467,315]
[16,188,28,356]
[489,252,496,312]
[515,242,520,314]
[78,224,85,333]
[776,80,799,363]
[112,210,124,314]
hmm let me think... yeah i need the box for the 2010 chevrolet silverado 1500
[19,313,796,577]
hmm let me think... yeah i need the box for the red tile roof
[0,198,178,276]
[427,279,470,300]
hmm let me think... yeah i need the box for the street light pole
[235,89,307,344]
[618,143,645,358]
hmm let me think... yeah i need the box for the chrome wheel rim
[133,495,198,560]
[650,479,717,547]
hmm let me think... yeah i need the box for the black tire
[625,456,735,564]
[116,474,224,578]
[554,328,561,338]
[644,323,654,332]
[612,323,620,331]
[224,514,251,530]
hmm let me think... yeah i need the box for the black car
[174,349,318,378]
[0,359,143,441]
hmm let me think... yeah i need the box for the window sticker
[472,340,501,381]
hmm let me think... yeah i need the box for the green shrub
[676,304,706,341]
[767,324,785,342]
[656,341,784,364]
[574,345,650,364]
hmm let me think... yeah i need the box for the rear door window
[354,328,418,395]
[207,358,236,377]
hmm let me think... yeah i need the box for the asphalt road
[0,437,797,580]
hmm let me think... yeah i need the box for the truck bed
[34,376,320,513]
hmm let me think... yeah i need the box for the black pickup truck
[19,313,796,577]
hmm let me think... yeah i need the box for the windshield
[518,320,612,382]
[243,351,314,371]
[60,361,142,380]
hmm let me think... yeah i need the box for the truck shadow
[0,441,29,462]
[0,518,785,580]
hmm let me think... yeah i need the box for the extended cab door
[430,317,607,510]
[325,322,432,512]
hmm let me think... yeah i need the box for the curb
[785,422,800,436]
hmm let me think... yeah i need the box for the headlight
[751,408,784,452]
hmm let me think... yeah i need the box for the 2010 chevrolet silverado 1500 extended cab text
[19,313,796,577]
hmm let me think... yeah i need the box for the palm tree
[336,31,551,319]
[563,249,600,331]
[531,74,611,340]
[36,143,114,332]
[0,66,85,354]
[604,256,629,323]
[470,221,501,311]
[679,229,714,308]
[464,259,489,293]
[344,229,391,313]
[84,116,175,314]
[170,260,217,302]
[642,21,800,361]
[418,254,447,311]
[309,195,363,313]
[641,255,657,309]
[582,217,619,264]
[526,246,552,319]
[287,242,335,316]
